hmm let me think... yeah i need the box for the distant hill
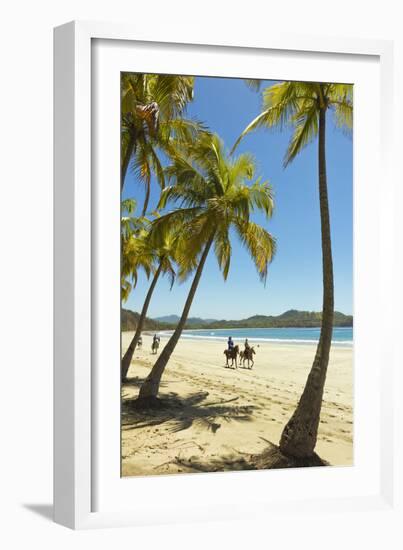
[155,315,217,326]
[121,309,171,332]
[197,310,353,329]
[122,308,352,331]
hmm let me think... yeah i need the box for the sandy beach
[121,333,353,476]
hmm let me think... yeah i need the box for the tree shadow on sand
[122,391,254,435]
[122,391,329,472]
[168,439,328,473]
[123,376,169,389]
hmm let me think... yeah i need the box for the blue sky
[122,76,353,320]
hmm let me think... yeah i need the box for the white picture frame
[54,20,397,530]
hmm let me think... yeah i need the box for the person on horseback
[244,338,250,351]
[228,336,234,350]
[153,333,160,344]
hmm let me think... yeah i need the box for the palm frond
[121,198,136,215]
[214,227,232,280]
[235,221,276,284]
[284,103,319,166]
[244,79,262,92]
[161,256,177,290]
[230,110,273,154]
[246,179,274,217]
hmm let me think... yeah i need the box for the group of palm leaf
[121,72,353,461]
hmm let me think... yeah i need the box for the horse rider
[138,335,143,348]
[153,333,160,345]
[244,338,250,352]
[228,336,234,351]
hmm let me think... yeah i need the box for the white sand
[121,333,353,476]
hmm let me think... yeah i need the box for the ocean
[160,326,353,346]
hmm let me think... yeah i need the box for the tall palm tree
[121,73,206,214]
[137,134,276,402]
[233,81,352,458]
[121,226,177,382]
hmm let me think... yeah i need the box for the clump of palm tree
[121,73,207,213]
[233,81,352,458]
[137,133,276,403]
[121,223,178,382]
[121,198,151,301]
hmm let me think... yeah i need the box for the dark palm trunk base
[172,442,328,473]
[129,395,168,410]
[252,442,328,469]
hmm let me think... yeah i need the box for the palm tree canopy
[121,73,208,214]
[232,81,353,166]
[121,198,143,240]
[121,212,180,302]
[121,225,152,302]
[150,133,276,284]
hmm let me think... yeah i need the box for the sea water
[161,326,353,346]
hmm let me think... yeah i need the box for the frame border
[54,20,395,529]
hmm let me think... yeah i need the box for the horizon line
[123,307,353,320]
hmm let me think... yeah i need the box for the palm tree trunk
[121,132,136,190]
[138,236,214,401]
[121,260,164,382]
[279,107,334,458]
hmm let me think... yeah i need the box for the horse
[151,339,160,354]
[224,345,239,369]
[242,346,256,369]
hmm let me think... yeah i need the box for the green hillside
[121,308,353,331]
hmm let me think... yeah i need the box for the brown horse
[224,345,239,368]
[241,347,256,369]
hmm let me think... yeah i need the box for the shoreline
[143,328,353,347]
[121,333,353,477]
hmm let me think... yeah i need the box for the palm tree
[121,226,177,382]
[233,81,352,458]
[121,199,152,301]
[137,134,276,402]
[121,73,206,214]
